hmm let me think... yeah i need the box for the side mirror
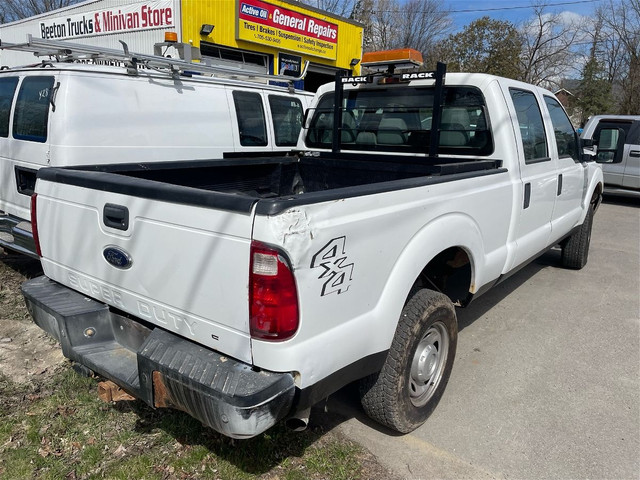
[581,138,594,148]
[595,127,626,164]
[580,137,596,162]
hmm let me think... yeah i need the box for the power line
[446,0,602,14]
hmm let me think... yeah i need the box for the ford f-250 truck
[22,65,603,438]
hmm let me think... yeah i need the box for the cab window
[544,96,578,161]
[509,88,548,163]
[0,77,19,138]
[306,86,493,156]
[13,76,54,143]
[233,91,267,147]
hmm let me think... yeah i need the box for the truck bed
[37,153,504,215]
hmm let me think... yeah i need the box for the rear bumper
[0,213,37,258]
[21,276,295,439]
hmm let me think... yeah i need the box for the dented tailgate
[34,176,256,364]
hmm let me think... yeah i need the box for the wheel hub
[408,322,449,407]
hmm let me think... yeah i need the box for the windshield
[305,86,493,156]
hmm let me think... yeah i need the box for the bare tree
[296,0,359,18]
[396,0,452,54]
[596,0,640,114]
[519,4,586,88]
[1,0,82,23]
[353,0,451,57]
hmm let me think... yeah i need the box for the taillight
[249,241,299,341]
[30,194,42,257]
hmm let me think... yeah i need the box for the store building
[0,0,363,91]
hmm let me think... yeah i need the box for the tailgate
[34,175,256,364]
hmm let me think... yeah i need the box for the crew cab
[0,36,312,257]
[22,65,603,438]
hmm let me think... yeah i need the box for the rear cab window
[0,77,19,138]
[13,76,55,143]
[509,88,548,164]
[305,86,494,156]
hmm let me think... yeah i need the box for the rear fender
[368,213,486,352]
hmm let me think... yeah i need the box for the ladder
[0,34,309,86]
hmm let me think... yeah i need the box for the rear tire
[561,204,594,269]
[359,289,457,433]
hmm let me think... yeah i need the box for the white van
[0,39,313,256]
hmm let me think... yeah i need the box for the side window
[544,96,578,161]
[13,76,55,143]
[268,95,304,146]
[509,88,548,163]
[233,91,267,147]
[0,77,19,138]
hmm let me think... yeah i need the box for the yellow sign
[237,0,338,60]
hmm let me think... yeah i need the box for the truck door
[593,119,634,188]
[506,87,557,270]
[543,96,584,243]
[622,121,640,191]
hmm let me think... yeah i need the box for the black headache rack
[330,62,447,157]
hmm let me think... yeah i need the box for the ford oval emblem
[103,246,133,269]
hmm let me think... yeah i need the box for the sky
[443,0,600,30]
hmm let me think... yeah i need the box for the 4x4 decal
[310,237,354,296]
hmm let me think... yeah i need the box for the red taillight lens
[249,242,299,341]
[30,194,42,257]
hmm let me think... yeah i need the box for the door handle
[630,150,640,158]
[557,174,563,196]
[103,204,129,231]
[524,183,531,209]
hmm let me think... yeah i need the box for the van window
[510,89,548,164]
[13,76,55,143]
[544,96,578,161]
[269,95,304,146]
[0,77,19,138]
[233,91,268,146]
[306,86,493,155]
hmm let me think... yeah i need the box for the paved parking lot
[327,198,639,479]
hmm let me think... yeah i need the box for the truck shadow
[106,399,341,474]
[315,249,563,437]
[0,247,43,279]
[601,194,640,207]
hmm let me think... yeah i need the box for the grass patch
[0,368,389,479]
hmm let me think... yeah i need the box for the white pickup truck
[22,65,603,439]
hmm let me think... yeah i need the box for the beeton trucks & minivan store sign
[39,0,175,40]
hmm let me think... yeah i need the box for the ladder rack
[0,34,309,86]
